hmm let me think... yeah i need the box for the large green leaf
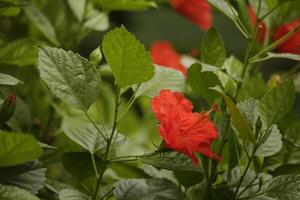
[113,178,184,200]
[61,152,103,181]
[0,131,42,167]
[135,65,185,98]
[237,98,259,128]
[95,0,156,11]
[256,125,282,157]
[188,63,221,103]
[201,28,226,68]
[220,93,254,142]
[264,174,300,199]
[38,46,100,110]
[0,38,38,67]
[59,189,90,200]
[20,0,59,45]
[258,80,295,127]
[140,152,201,172]
[102,26,154,88]
[0,73,22,85]
[0,184,40,200]
[0,161,46,195]
[238,74,267,101]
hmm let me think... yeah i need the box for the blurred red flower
[247,6,267,42]
[150,41,187,76]
[152,90,220,164]
[170,0,212,30]
[273,19,300,55]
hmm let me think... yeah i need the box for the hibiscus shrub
[1,0,300,200]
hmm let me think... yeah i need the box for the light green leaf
[0,131,42,167]
[113,178,184,200]
[67,0,86,22]
[207,0,238,21]
[0,38,38,67]
[102,26,154,88]
[84,8,109,32]
[237,98,259,128]
[264,174,300,199]
[140,152,201,172]
[223,56,243,81]
[238,74,267,101]
[0,184,40,200]
[188,63,221,103]
[251,52,300,63]
[220,93,254,142]
[95,0,156,11]
[135,65,185,98]
[0,73,22,85]
[0,0,20,17]
[0,161,46,195]
[59,189,90,200]
[20,0,59,45]
[256,125,282,157]
[38,46,100,110]
[258,80,295,127]
[201,28,226,68]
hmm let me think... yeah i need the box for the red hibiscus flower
[150,41,187,76]
[247,6,267,42]
[273,19,300,55]
[170,0,212,30]
[152,89,220,164]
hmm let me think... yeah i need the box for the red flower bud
[0,93,17,124]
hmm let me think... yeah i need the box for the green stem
[84,111,108,140]
[258,4,280,22]
[92,87,120,200]
[90,153,99,178]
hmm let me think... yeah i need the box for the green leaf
[222,56,243,82]
[0,131,42,167]
[237,98,259,128]
[256,125,282,157]
[62,122,106,154]
[20,0,59,45]
[0,184,40,200]
[201,28,226,68]
[83,8,109,32]
[135,65,185,98]
[0,161,46,195]
[95,0,156,11]
[140,152,201,172]
[38,46,100,110]
[186,181,207,200]
[258,80,295,127]
[0,0,20,17]
[264,174,300,199]
[113,178,184,200]
[0,38,38,67]
[250,52,300,63]
[188,63,221,103]
[62,152,103,181]
[238,74,267,101]
[59,189,90,200]
[67,0,86,22]
[102,26,154,88]
[0,73,22,85]
[207,0,238,21]
[220,93,254,142]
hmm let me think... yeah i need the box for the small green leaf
[21,0,59,45]
[0,161,46,195]
[238,74,267,101]
[102,26,154,88]
[207,0,238,21]
[113,178,184,200]
[0,131,42,167]
[0,38,38,67]
[201,28,226,67]
[84,8,109,32]
[220,93,254,142]
[188,63,221,103]
[0,0,20,17]
[237,98,259,128]
[258,80,295,127]
[135,65,185,98]
[0,184,40,200]
[140,152,201,172]
[223,56,243,80]
[95,0,156,11]
[0,73,22,85]
[38,46,100,110]
[67,0,86,22]
[256,125,282,157]
[59,189,90,200]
